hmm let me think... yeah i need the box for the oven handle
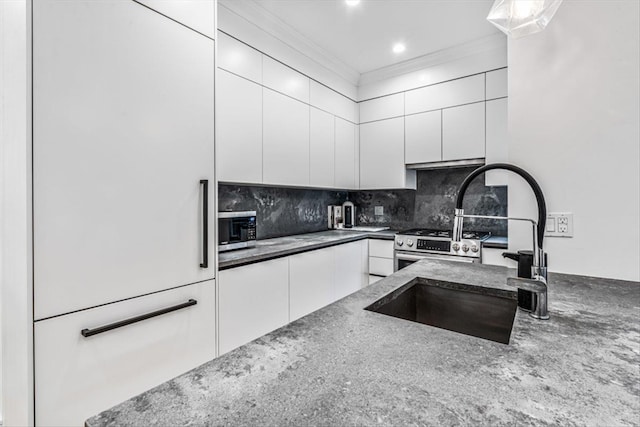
[395,252,434,262]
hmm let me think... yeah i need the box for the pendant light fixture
[487,0,564,38]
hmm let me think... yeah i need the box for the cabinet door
[263,88,310,186]
[359,93,404,123]
[486,68,508,100]
[309,107,335,187]
[335,117,357,189]
[35,280,215,427]
[334,240,367,300]
[263,56,310,103]
[135,0,215,39]
[217,70,263,183]
[217,32,262,83]
[405,110,442,164]
[33,0,215,320]
[218,258,289,355]
[442,102,485,161]
[360,117,414,189]
[405,74,485,114]
[289,247,335,321]
[485,98,509,186]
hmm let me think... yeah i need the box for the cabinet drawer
[35,280,215,427]
[369,256,394,277]
[368,239,394,259]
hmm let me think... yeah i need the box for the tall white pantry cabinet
[31,0,216,425]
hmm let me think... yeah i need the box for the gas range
[394,228,491,266]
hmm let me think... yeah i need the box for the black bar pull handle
[81,299,197,338]
[200,179,209,268]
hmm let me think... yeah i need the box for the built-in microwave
[218,211,257,252]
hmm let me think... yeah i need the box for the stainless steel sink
[365,278,517,344]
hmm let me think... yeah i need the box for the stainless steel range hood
[405,158,485,170]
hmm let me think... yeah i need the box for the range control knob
[407,239,414,247]
[452,243,460,251]
[462,244,469,253]
[396,238,404,247]
[471,244,479,253]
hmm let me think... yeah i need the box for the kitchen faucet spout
[452,163,550,320]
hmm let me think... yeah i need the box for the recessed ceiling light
[345,0,360,6]
[392,43,406,54]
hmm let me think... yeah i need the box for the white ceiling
[251,0,502,75]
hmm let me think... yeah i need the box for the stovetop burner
[397,228,490,240]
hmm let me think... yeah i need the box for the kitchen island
[86,260,640,426]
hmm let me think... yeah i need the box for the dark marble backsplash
[219,166,507,240]
[218,184,347,240]
[352,167,507,236]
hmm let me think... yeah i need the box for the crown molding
[359,33,507,87]
[218,0,361,86]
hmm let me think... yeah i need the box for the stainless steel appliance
[394,228,490,271]
[218,211,256,252]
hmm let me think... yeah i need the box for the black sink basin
[365,278,517,344]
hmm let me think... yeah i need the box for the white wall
[1,0,35,425]
[508,0,640,281]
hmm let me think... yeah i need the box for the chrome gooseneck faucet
[452,163,550,320]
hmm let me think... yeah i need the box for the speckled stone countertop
[86,260,640,426]
[218,229,396,270]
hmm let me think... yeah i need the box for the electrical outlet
[545,213,573,237]
[374,206,384,216]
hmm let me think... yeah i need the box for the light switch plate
[374,206,384,216]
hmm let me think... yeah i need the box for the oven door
[394,250,477,272]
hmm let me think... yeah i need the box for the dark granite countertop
[87,260,640,426]
[218,229,396,270]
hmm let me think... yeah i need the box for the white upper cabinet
[405,74,485,115]
[442,102,486,161]
[217,69,263,183]
[360,117,416,190]
[486,68,508,100]
[310,107,335,188]
[263,88,310,186]
[359,93,404,123]
[263,56,310,103]
[310,80,357,123]
[33,0,215,319]
[485,98,509,185]
[217,32,263,84]
[335,117,358,189]
[135,0,215,39]
[405,110,442,164]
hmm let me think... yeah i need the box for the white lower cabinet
[333,240,368,300]
[289,247,335,321]
[368,239,395,277]
[34,280,215,427]
[218,258,289,355]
